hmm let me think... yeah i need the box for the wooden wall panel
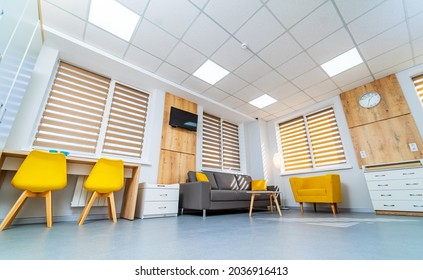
[350,115,423,166]
[157,93,197,184]
[161,93,197,155]
[340,74,410,128]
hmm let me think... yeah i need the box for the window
[278,107,346,172]
[33,61,149,159]
[412,74,423,106]
[202,113,241,171]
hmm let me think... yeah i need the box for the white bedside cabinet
[135,183,180,219]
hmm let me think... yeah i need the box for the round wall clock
[358,91,381,108]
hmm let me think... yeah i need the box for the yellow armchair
[289,174,342,215]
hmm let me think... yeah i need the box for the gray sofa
[179,171,277,217]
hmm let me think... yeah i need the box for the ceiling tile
[41,1,86,40]
[268,82,300,100]
[211,38,254,71]
[291,99,316,111]
[124,46,163,73]
[166,42,207,74]
[190,0,209,9]
[155,62,190,84]
[291,67,329,90]
[204,0,263,33]
[340,76,375,92]
[44,0,90,19]
[276,52,317,80]
[236,103,259,115]
[144,0,199,38]
[234,7,285,53]
[373,60,414,80]
[84,24,129,58]
[404,0,423,18]
[334,0,384,23]
[303,79,338,98]
[116,0,149,15]
[253,71,287,92]
[359,23,409,60]
[307,28,355,64]
[289,1,343,49]
[131,19,178,60]
[181,76,212,93]
[412,36,423,56]
[347,0,405,44]
[408,12,423,40]
[202,87,231,102]
[273,108,295,118]
[182,14,230,57]
[267,0,326,29]
[234,56,272,83]
[283,92,312,107]
[251,109,271,119]
[331,64,372,87]
[415,54,423,64]
[214,73,248,93]
[313,89,342,102]
[233,85,263,102]
[261,101,289,115]
[258,33,303,68]
[367,44,413,73]
[221,96,245,109]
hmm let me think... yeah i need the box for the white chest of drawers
[135,183,180,219]
[364,160,423,215]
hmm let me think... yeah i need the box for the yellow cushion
[196,172,209,182]
[251,179,267,191]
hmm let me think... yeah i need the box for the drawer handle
[406,183,419,186]
[403,172,415,176]
[413,205,423,208]
[375,175,386,177]
[383,204,395,207]
[158,206,167,209]
[160,194,168,197]
[157,184,166,187]
[380,194,392,197]
[410,194,423,197]
[377,184,389,187]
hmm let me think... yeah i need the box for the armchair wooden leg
[299,202,304,214]
[335,203,339,214]
[330,203,337,215]
[313,203,317,212]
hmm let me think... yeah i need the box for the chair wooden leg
[313,203,317,212]
[335,203,339,213]
[107,192,117,223]
[0,191,30,231]
[269,195,273,213]
[78,191,99,225]
[45,191,52,228]
[249,193,256,217]
[299,202,304,214]
[330,203,337,215]
[272,194,282,217]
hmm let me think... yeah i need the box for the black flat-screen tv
[169,106,198,132]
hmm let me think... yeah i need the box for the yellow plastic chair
[0,150,67,231]
[78,158,124,225]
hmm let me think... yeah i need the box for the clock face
[359,91,381,108]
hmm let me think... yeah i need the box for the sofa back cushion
[214,172,239,190]
[187,171,218,189]
[235,174,252,190]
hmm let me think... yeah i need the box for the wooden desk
[0,150,141,220]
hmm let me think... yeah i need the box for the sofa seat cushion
[297,188,327,196]
[237,191,268,201]
[214,172,239,190]
[210,190,238,201]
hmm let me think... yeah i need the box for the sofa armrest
[179,182,211,210]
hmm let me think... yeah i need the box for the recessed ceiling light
[89,0,140,41]
[320,48,363,77]
[249,94,277,109]
[193,60,229,85]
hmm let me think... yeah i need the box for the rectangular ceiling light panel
[89,0,140,41]
[320,48,363,77]
[249,94,277,109]
[193,60,229,85]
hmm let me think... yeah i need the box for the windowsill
[278,163,353,176]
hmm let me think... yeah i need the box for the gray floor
[0,209,422,260]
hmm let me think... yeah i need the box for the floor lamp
[273,153,289,210]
